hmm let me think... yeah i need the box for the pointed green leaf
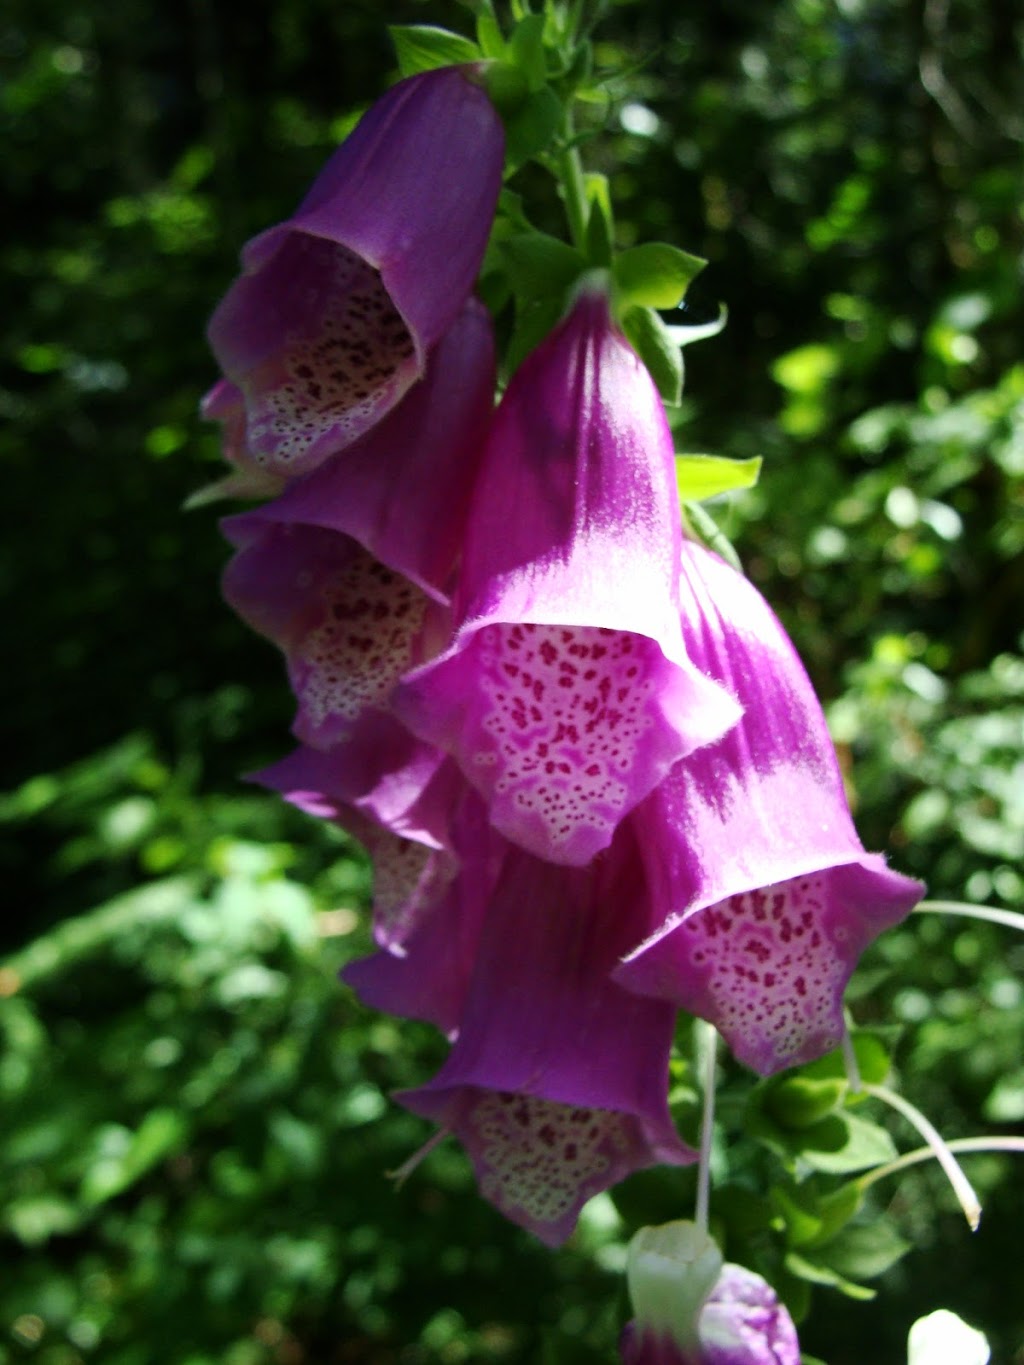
[622,305,683,405]
[770,1178,864,1251]
[806,1182,864,1247]
[817,1219,912,1281]
[614,242,707,309]
[584,172,614,266]
[80,1108,189,1206]
[676,454,762,502]
[502,232,585,300]
[784,1252,876,1301]
[801,1112,898,1175]
[800,1031,893,1087]
[682,501,742,571]
[771,1184,824,1248]
[509,13,547,89]
[389,25,481,77]
[504,85,562,166]
[767,1075,848,1130]
[476,10,506,58]
[505,296,568,377]
[747,1088,897,1174]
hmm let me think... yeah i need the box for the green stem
[566,0,586,44]
[694,1022,718,1234]
[840,1025,863,1094]
[915,899,1024,933]
[387,1126,451,1188]
[559,111,589,250]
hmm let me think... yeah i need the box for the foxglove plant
[195,4,1007,1357]
[207,66,503,479]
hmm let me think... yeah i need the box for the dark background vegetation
[1,0,1021,1361]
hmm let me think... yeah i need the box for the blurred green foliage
[2,0,1022,1361]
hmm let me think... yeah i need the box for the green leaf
[504,85,562,167]
[784,1251,876,1301]
[800,1032,893,1087]
[508,13,547,90]
[501,232,585,300]
[4,1196,84,1246]
[389,25,481,78]
[80,1108,189,1206]
[771,1184,824,1247]
[801,1112,898,1175]
[817,1219,912,1280]
[505,296,569,377]
[614,242,707,309]
[770,1178,863,1250]
[809,1182,864,1246]
[748,1087,897,1174]
[476,10,506,58]
[767,1075,848,1129]
[584,172,614,266]
[676,454,762,502]
[622,305,683,404]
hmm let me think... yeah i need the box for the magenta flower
[207,68,503,477]
[620,1222,800,1365]
[395,832,695,1245]
[615,539,924,1075]
[221,302,494,752]
[396,285,740,866]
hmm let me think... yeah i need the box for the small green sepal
[501,232,586,300]
[621,305,683,405]
[676,454,762,502]
[614,242,707,309]
[389,25,482,77]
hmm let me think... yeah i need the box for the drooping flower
[221,301,495,752]
[620,1222,800,1365]
[395,284,741,866]
[207,67,503,478]
[615,539,924,1075]
[395,830,695,1245]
